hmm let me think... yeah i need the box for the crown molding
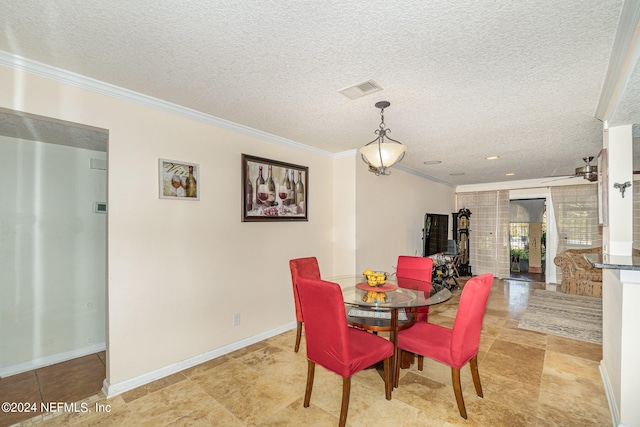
[0,50,332,157]
[595,0,640,121]
[394,164,455,187]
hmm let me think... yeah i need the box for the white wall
[0,136,106,374]
[600,124,640,426]
[355,165,456,275]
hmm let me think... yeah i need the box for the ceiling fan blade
[541,175,578,184]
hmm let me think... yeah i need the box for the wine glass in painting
[179,176,188,197]
[257,184,269,211]
[278,184,288,214]
[171,175,182,197]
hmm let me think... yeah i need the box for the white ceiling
[1,1,639,185]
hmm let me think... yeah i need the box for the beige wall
[332,153,357,276]
[1,64,449,394]
[0,65,335,388]
[355,164,456,275]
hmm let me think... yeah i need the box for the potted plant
[510,248,529,272]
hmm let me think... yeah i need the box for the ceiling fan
[544,156,598,182]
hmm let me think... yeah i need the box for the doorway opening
[509,199,546,282]
[0,108,108,423]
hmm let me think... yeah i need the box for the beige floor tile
[263,329,302,351]
[482,313,507,328]
[496,325,548,350]
[489,338,546,364]
[8,278,612,427]
[477,371,540,420]
[545,334,602,362]
[392,371,462,421]
[256,398,338,427]
[121,379,216,426]
[442,397,530,427]
[163,398,246,426]
[120,372,187,403]
[535,398,611,427]
[190,358,261,400]
[180,354,234,379]
[539,370,608,408]
[543,351,602,382]
[480,351,544,388]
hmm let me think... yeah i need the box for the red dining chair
[396,273,494,419]
[289,257,321,352]
[296,276,394,427]
[396,255,433,322]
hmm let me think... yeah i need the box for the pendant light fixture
[359,101,407,176]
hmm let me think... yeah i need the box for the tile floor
[2,278,610,426]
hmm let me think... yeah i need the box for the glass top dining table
[334,275,452,310]
[329,275,453,387]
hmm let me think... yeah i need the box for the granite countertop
[584,253,640,270]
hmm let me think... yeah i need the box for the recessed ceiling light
[506,172,515,176]
[486,156,499,160]
[449,172,465,176]
[423,160,442,165]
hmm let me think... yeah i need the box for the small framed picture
[242,154,308,222]
[159,159,200,200]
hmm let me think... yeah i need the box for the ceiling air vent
[339,80,383,100]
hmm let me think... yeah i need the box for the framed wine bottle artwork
[242,154,308,222]
[159,159,200,200]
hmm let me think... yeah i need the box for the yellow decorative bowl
[364,271,387,286]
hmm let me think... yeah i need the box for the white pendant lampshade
[360,101,407,176]
[359,142,407,168]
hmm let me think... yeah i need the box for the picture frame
[242,154,308,222]
[159,159,200,200]
[598,148,608,226]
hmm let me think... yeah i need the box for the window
[550,185,601,283]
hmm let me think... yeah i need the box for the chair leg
[303,360,315,408]
[394,349,401,388]
[451,367,467,419]
[418,355,423,371]
[470,355,483,398]
[339,377,351,427]
[294,321,303,352]
[383,357,392,400]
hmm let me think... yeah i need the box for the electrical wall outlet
[233,313,241,326]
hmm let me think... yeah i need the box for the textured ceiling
[1,0,638,185]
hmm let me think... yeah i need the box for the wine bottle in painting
[246,163,253,212]
[295,170,304,208]
[265,165,276,206]
[255,166,265,206]
[289,169,296,207]
[186,166,197,198]
[283,169,291,206]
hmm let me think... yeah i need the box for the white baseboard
[0,343,106,378]
[102,321,296,398]
[600,360,622,427]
